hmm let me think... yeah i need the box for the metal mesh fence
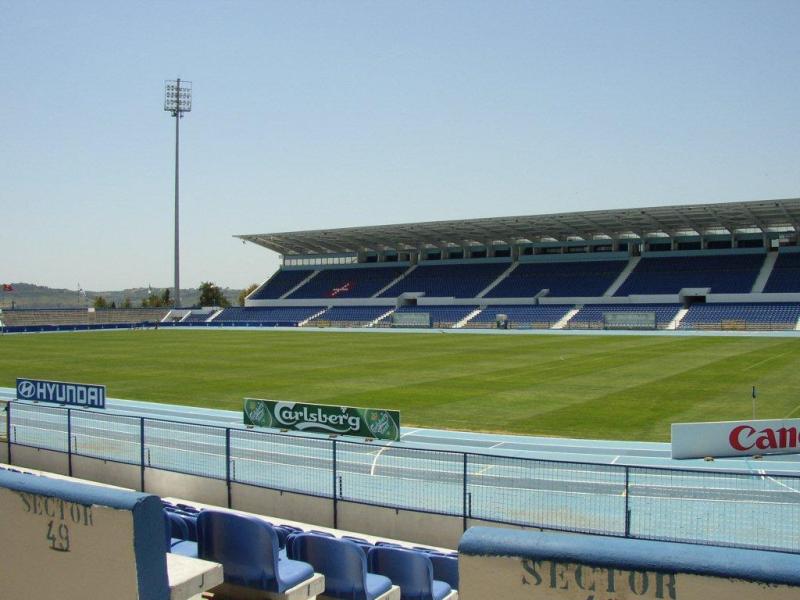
[628,466,800,553]
[0,401,7,440]
[467,454,627,535]
[71,410,140,464]
[143,419,225,479]
[337,441,463,515]
[9,403,69,452]
[230,429,332,497]
[7,401,800,554]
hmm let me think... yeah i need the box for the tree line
[93,282,259,310]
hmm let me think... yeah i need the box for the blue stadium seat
[368,546,452,600]
[427,554,458,591]
[486,260,627,297]
[616,253,764,295]
[164,511,198,557]
[380,263,508,298]
[197,510,315,593]
[289,267,407,299]
[289,534,394,600]
[251,269,315,299]
[465,304,571,328]
[764,252,800,293]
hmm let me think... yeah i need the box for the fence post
[67,408,73,477]
[624,466,631,537]
[6,401,11,466]
[225,428,232,508]
[332,439,338,529]
[462,454,468,532]
[139,418,146,492]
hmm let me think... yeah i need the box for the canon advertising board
[672,418,800,459]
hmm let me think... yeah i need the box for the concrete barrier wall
[338,502,464,548]
[11,445,69,475]
[145,469,228,507]
[0,468,169,600]
[231,483,334,527]
[458,527,800,600]
[72,456,142,491]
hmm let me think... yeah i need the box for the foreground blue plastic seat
[197,510,314,593]
[164,511,198,557]
[289,533,394,600]
[368,546,452,600]
[428,555,458,591]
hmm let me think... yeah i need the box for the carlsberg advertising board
[244,398,400,441]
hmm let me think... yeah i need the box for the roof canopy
[236,198,800,256]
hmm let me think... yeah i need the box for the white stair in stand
[281,270,320,299]
[477,262,518,298]
[373,265,417,297]
[298,307,329,327]
[553,307,580,329]
[370,308,396,327]
[666,307,689,330]
[752,252,778,293]
[603,256,640,297]
[455,308,482,328]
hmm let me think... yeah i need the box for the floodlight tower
[164,79,192,308]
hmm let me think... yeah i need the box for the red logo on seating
[327,281,353,297]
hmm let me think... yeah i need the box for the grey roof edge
[235,197,800,255]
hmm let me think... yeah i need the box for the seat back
[428,554,458,590]
[165,511,190,543]
[197,510,282,591]
[290,534,369,598]
[368,546,437,600]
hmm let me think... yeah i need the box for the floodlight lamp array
[164,80,192,114]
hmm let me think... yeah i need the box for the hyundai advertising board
[16,378,106,409]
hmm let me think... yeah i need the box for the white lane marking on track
[611,456,620,464]
[370,442,395,476]
[400,429,422,438]
[476,464,495,475]
[767,475,800,495]
[489,442,505,449]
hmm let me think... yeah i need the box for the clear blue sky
[2,1,800,290]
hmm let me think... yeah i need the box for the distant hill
[0,283,243,310]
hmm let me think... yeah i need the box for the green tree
[93,296,108,309]
[239,283,258,306]
[198,282,230,307]
[121,297,132,309]
[141,288,171,308]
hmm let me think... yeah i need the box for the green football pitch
[1,329,799,441]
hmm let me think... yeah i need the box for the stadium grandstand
[224,197,800,332]
[3,198,800,333]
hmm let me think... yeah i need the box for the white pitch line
[489,441,505,449]
[611,456,621,464]
[741,351,791,373]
